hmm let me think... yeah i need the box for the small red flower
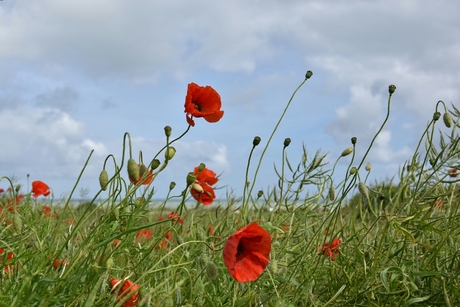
[32,181,51,198]
[190,166,218,205]
[448,169,458,178]
[0,248,15,273]
[66,219,76,225]
[135,229,153,243]
[184,82,224,126]
[318,238,341,261]
[110,278,140,307]
[53,259,68,270]
[168,212,184,225]
[223,222,272,283]
[0,188,4,193]
[128,164,154,185]
[434,198,443,209]
[112,239,122,248]
[157,216,164,221]
[208,224,215,235]
[43,205,58,218]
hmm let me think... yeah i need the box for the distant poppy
[110,278,140,307]
[129,164,154,185]
[208,224,215,235]
[223,222,271,283]
[66,219,76,225]
[0,188,4,193]
[53,259,68,270]
[43,205,58,218]
[0,248,15,273]
[318,238,341,261]
[168,212,183,225]
[31,181,50,198]
[184,82,224,126]
[448,169,458,178]
[135,229,153,243]
[190,166,218,205]
[434,198,443,209]
[8,194,24,205]
[157,216,164,221]
[112,239,121,248]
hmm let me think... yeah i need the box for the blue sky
[1,0,459,201]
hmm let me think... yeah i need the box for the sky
[1,0,459,202]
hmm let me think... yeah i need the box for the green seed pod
[127,159,139,183]
[257,190,264,199]
[15,184,21,193]
[443,112,452,128]
[164,125,172,137]
[198,163,206,172]
[388,84,396,94]
[341,147,353,157]
[99,170,109,191]
[283,138,291,147]
[351,137,357,145]
[206,261,218,281]
[433,112,441,121]
[151,159,161,170]
[350,167,357,174]
[358,182,369,201]
[13,215,22,233]
[169,181,176,190]
[253,136,261,146]
[328,185,335,201]
[186,172,197,186]
[305,70,313,79]
[165,147,176,160]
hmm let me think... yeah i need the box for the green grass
[1,75,459,306]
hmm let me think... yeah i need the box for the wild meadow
[1,71,459,306]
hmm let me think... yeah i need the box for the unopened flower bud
[198,163,206,172]
[164,125,172,137]
[358,182,369,200]
[433,112,441,121]
[365,163,372,171]
[388,84,396,94]
[13,215,22,233]
[341,147,353,157]
[151,159,161,170]
[305,70,313,79]
[169,181,176,190]
[206,261,218,281]
[443,112,452,128]
[328,186,335,201]
[351,137,357,145]
[253,136,261,146]
[15,184,21,193]
[186,172,197,186]
[127,159,139,183]
[139,163,147,178]
[283,138,291,147]
[350,167,357,174]
[257,190,263,198]
[165,147,176,160]
[192,183,204,193]
[99,169,109,191]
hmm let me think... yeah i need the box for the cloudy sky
[1,0,459,201]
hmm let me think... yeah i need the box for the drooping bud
[257,190,263,198]
[165,147,176,160]
[127,159,139,183]
[433,112,441,121]
[388,84,396,94]
[151,159,161,170]
[253,136,261,147]
[198,163,206,172]
[139,164,147,178]
[351,137,357,145]
[206,261,218,281]
[164,126,172,137]
[186,172,197,186]
[305,70,313,79]
[169,181,176,190]
[443,112,452,128]
[358,182,369,201]
[341,147,353,157]
[350,167,357,174]
[99,169,109,191]
[365,163,372,171]
[283,138,291,148]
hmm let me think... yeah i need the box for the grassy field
[1,75,459,306]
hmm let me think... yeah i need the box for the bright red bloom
[318,238,341,261]
[112,239,122,248]
[157,216,164,221]
[448,169,458,178]
[32,181,50,198]
[168,212,183,225]
[43,205,58,218]
[223,222,271,283]
[110,278,139,307]
[0,248,15,273]
[53,259,69,270]
[128,164,154,185]
[135,229,153,243]
[208,224,215,235]
[190,166,218,205]
[0,188,4,193]
[184,82,224,126]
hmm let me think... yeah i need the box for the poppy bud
[351,137,357,145]
[164,125,172,137]
[198,163,206,172]
[365,163,372,171]
[13,215,22,233]
[305,70,313,79]
[192,183,204,193]
[253,136,261,147]
[15,184,21,193]
[206,261,218,281]
[443,112,452,128]
[112,208,120,220]
[341,147,353,157]
[151,159,161,170]
[350,167,357,174]
[165,147,176,160]
[388,84,396,94]
[328,186,335,201]
[99,170,109,191]
[139,163,147,177]
[106,257,114,270]
[127,159,139,183]
[283,138,291,147]
[257,190,263,198]
[186,172,197,186]
[270,259,278,274]
[433,112,441,121]
[358,182,369,200]
[429,158,435,166]
[169,181,176,190]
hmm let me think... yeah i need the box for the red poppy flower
[318,238,341,261]
[448,169,458,178]
[223,222,271,283]
[112,239,121,248]
[31,181,51,198]
[190,166,218,205]
[168,212,184,225]
[0,188,4,193]
[184,82,224,126]
[135,229,153,243]
[208,224,215,235]
[43,205,58,218]
[129,164,154,185]
[53,259,69,270]
[110,278,140,307]
[0,248,15,273]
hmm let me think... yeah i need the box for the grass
[1,74,459,306]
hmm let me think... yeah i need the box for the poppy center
[193,100,202,111]
[236,242,245,259]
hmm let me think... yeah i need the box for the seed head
[350,167,357,174]
[257,190,264,198]
[186,172,197,186]
[253,136,261,147]
[305,70,313,79]
[165,147,176,160]
[284,138,291,148]
[164,125,172,137]
[151,159,161,170]
[351,137,357,145]
[198,163,206,172]
[169,181,176,190]
[433,112,441,121]
[388,85,396,94]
